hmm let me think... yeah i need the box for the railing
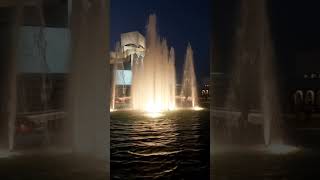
[17,110,65,122]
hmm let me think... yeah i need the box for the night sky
[269,0,320,78]
[110,0,211,84]
[270,1,320,52]
[212,0,320,78]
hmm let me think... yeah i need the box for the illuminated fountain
[111,64,126,111]
[131,14,176,113]
[230,0,283,146]
[110,14,203,115]
[111,63,116,111]
[251,0,282,146]
[258,0,282,146]
[110,42,122,111]
[180,43,199,109]
[214,0,284,148]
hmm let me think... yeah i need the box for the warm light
[143,101,178,118]
[266,144,299,155]
[110,108,116,112]
[193,106,204,111]
[144,112,164,118]
[144,101,177,113]
[145,102,162,113]
[168,103,176,111]
[131,15,180,113]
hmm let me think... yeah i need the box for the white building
[110,31,145,86]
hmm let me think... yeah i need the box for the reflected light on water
[144,102,177,113]
[266,144,300,155]
[143,102,178,118]
[144,112,164,118]
[193,106,204,111]
[111,109,208,179]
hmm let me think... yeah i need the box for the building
[0,0,70,148]
[286,50,320,113]
[211,49,320,117]
[17,26,69,113]
[110,31,145,97]
[1,0,110,159]
[199,77,210,101]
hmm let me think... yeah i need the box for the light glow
[131,15,177,112]
[193,106,204,111]
[143,101,175,118]
[266,144,300,155]
[144,112,164,118]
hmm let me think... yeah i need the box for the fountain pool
[211,146,320,180]
[111,109,209,179]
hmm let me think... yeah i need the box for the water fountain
[110,14,203,114]
[216,0,282,146]
[180,43,199,108]
[110,14,208,179]
[131,14,176,112]
[110,64,116,111]
[169,47,176,109]
[110,40,130,111]
[257,0,282,146]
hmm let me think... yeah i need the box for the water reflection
[143,112,165,118]
[111,110,209,179]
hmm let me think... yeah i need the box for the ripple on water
[110,110,210,179]
[128,150,182,157]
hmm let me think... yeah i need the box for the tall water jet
[181,43,198,108]
[131,14,176,112]
[110,41,127,111]
[257,0,282,146]
[169,48,176,109]
[231,0,282,145]
[6,3,25,151]
[111,64,116,110]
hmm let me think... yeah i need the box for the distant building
[211,50,320,114]
[110,31,206,102]
[110,31,145,97]
[0,0,70,148]
[14,0,70,113]
[200,77,210,100]
[287,50,320,113]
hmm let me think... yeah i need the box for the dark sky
[270,1,320,52]
[269,0,320,78]
[212,0,320,78]
[110,0,211,83]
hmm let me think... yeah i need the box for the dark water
[212,148,320,180]
[212,114,320,180]
[0,154,107,180]
[111,110,210,179]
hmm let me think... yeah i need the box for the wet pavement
[0,149,108,180]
